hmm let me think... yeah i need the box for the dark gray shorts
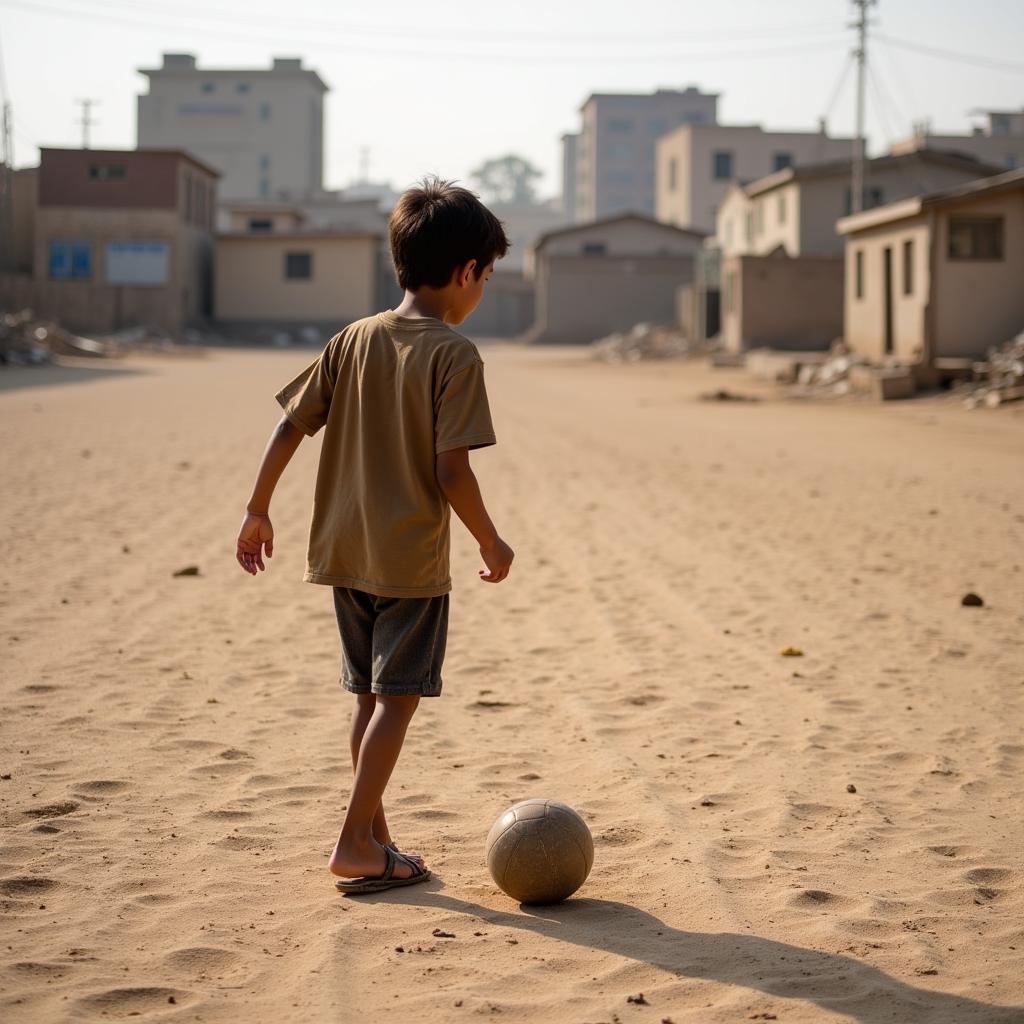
[332,587,449,698]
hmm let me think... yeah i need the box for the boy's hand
[479,537,514,584]
[236,512,274,575]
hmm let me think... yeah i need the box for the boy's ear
[457,259,478,287]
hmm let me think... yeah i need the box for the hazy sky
[1,0,1022,197]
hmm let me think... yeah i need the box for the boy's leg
[348,693,423,864]
[329,694,423,879]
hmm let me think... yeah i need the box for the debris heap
[591,323,705,363]
[961,331,1024,409]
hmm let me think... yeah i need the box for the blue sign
[49,241,92,280]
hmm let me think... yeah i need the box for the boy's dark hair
[389,177,510,291]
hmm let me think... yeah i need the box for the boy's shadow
[360,884,1023,1023]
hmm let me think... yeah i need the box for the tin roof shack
[837,169,1024,374]
[524,213,705,345]
[214,230,380,344]
[31,148,219,338]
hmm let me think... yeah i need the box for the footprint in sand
[163,946,242,975]
[75,987,194,1015]
[23,799,79,819]
[0,876,59,897]
[73,780,130,796]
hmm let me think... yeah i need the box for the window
[1006,154,1018,170]
[606,118,634,133]
[201,82,216,93]
[777,193,787,224]
[667,157,677,192]
[237,82,250,93]
[89,163,126,181]
[285,252,312,279]
[248,218,273,232]
[772,151,793,172]
[603,142,633,161]
[49,241,92,279]
[902,239,913,296]
[259,155,271,171]
[606,171,635,186]
[845,186,885,214]
[948,217,1003,260]
[648,118,668,136]
[260,102,271,121]
[713,151,733,181]
[744,211,753,244]
[581,241,608,256]
[854,249,864,300]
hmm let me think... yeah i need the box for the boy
[235,178,514,894]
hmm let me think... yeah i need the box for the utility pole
[0,100,13,272]
[74,98,99,149]
[850,0,875,214]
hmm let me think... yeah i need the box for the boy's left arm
[236,415,306,575]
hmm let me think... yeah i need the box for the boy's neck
[393,288,457,324]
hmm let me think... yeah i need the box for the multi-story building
[30,147,219,335]
[564,87,719,223]
[137,52,327,202]
[891,110,1024,173]
[656,123,854,234]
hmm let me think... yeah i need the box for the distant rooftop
[137,53,328,93]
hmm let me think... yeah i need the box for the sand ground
[1,345,1023,1023]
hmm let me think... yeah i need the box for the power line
[867,64,897,150]
[876,36,923,124]
[877,33,1024,75]
[0,0,848,64]
[14,0,848,46]
[821,51,855,130]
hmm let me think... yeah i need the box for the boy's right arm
[236,415,306,576]
[435,447,514,584]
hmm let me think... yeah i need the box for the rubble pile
[961,331,1024,409]
[1,307,223,365]
[791,343,866,395]
[0,308,109,363]
[592,323,705,363]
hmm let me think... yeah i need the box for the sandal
[334,844,431,895]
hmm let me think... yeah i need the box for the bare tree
[469,155,543,205]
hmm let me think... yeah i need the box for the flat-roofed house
[524,213,706,344]
[838,168,1024,365]
[710,150,1004,352]
[31,147,219,336]
[214,229,380,342]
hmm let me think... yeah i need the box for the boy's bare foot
[329,837,424,880]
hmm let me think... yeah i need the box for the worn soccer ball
[485,798,594,904]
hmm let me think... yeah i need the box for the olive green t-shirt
[274,311,496,597]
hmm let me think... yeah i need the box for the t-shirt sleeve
[274,344,335,436]
[434,359,496,454]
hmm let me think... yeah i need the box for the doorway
[883,246,894,355]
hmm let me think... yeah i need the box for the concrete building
[564,87,719,223]
[13,147,219,336]
[214,230,380,341]
[838,168,1024,365]
[710,149,1004,353]
[137,52,327,202]
[891,110,1024,173]
[717,149,1005,258]
[656,123,853,234]
[525,213,706,344]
